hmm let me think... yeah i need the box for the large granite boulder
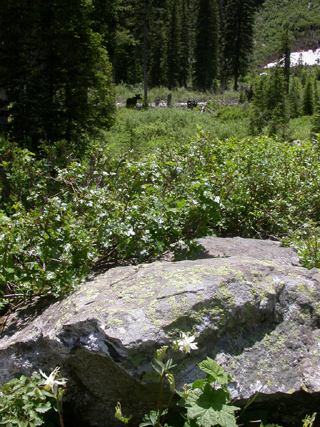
[0,237,320,427]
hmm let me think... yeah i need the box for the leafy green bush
[2,129,320,310]
[0,373,57,426]
[215,105,250,121]
[216,136,320,238]
[0,136,221,308]
[284,222,320,269]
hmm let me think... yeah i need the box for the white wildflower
[39,367,67,395]
[177,332,198,354]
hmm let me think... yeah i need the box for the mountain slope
[254,0,320,65]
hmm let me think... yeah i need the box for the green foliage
[311,101,320,135]
[179,357,239,427]
[193,0,219,91]
[250,69,289,137]
[0,0,115,151]
[302,77,314,116]
[1,103,320,308]
[223,0,255,90]
[0,374,56,427]
[289,116,312,141]
[302,413,317,427]
[254,0,320,65]
[0,135,221,307]
[215,105,250,121]
[216,136,320,238]
[289,77,302,118]
[121,335,238,427]
[284,222,320,269]
[260,413,317,427]
[115,402,132,424]
[108,106,249,155]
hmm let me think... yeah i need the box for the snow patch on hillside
[266,49,320,68]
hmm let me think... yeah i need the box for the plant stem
[57,399,65,427]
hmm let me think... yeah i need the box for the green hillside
[254,0,320,65]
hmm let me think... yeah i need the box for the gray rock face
[1,237,320,427]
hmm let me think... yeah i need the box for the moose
[126,94,142,108]
[187,99,197,109]
[245,85,254,103]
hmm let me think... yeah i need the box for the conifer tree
[148,0,167,87]
[311,100,320,137]
[166,0,182,89]
[314,77,319,104]
[265,67,288,136]
[193,0,219,92]
[223,0,255,90]
[278,27,291,94]
[114,0,144,85]
[289,77,302,118]
[0,0,115,151]
[91,0,132,82]
[249,77,267,135]
[218,0,228,90]
[250,69,288,137]
[179,0,192,87]
[302,76,314,116]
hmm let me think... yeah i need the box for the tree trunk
[143,0,148,106]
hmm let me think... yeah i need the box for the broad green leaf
[34,402,52,413]
[191,379,207,390]
[198,358,231,385]
[186,384,239,427]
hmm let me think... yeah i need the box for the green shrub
[215,105,250,121]
[0,373,57,426]
[284,222,320,269]
[2,130,320,309]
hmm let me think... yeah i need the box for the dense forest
[0,0,258,150]
[1,0,320,150]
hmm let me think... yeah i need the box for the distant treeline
[109,0,257,91]
[0,0,257,150]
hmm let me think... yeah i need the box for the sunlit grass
[105,104,251,157]
[110,83,313,158]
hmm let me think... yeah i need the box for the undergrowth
[1,131,320,312]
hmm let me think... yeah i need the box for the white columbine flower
[39,367,67,396]
[177,332,198,354]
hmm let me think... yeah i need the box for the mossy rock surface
[0,237,319,427]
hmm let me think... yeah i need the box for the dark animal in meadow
[245,85,254,103]
[155,96,160,106]
[126,94,142,108]
[187,99,197,109]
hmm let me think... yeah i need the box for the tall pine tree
[277,27,291,94]
[166,0,182,89]
[179,0,192,87]
[0,0,115,150]
[223,0,255,91]
[148,0,167,87]
[193,0,219,92]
